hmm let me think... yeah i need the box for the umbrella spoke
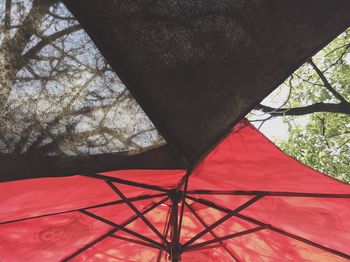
[186,195,349,260]
[185,201,240,261]
[106,181,170,245]
[185,244,223,252]
[79,211,166,251]
[185,226,265,251]
[84,173,169,192]
[62,197,169,261]
[187,190,350,198]
[110,234,166,251]
[0,192,166,226]
[182,194,264,248]
[186,195,241,216]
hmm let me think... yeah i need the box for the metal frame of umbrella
[2,172,343,261]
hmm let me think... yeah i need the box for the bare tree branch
[21,24,81,66]
[47,10,75,21]
[256,102,350,116]
[0,0,164,158]
[308,58,349,104]
[2,0,56,57]
[3,0,12,43]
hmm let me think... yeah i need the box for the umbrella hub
[169,189,183,203]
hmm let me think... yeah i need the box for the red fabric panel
[189,120,350,257]
[0,176,120,223]
[71,236,160,261]
[243,197,350,254]
[190,121,350,193]
[225,229,347,262]
[0,212,111,262]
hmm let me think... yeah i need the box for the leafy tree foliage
[252,28,350,182]
[278,114,349,183]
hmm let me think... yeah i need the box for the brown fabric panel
[64,0,350,164]
[0,145,181,181]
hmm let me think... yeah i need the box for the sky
[247,84,308,142]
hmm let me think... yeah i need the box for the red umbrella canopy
[0,120,349,261]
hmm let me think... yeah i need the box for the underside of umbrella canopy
[1,1,350,261]
[1,121,349,261]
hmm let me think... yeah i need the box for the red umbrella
[1,120,349,261]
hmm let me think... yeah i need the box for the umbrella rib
[185,201,240,262]
[185,244,224,252]
[0,192,166,226]
[110,234,167,251]
[62,196,168,261]
[186,195,350,260]
[234,213,350,260]
[80,210,166,250]
[186,195,232,213]
[182,194,264,248]
[105,181,170,245]
[185,226,265,251]
[187,190,350,198]
[83,173,169,192]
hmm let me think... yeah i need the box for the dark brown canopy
[64,0,350,165]
[1,0,350,180]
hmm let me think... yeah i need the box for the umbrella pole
[169,189,182,262]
